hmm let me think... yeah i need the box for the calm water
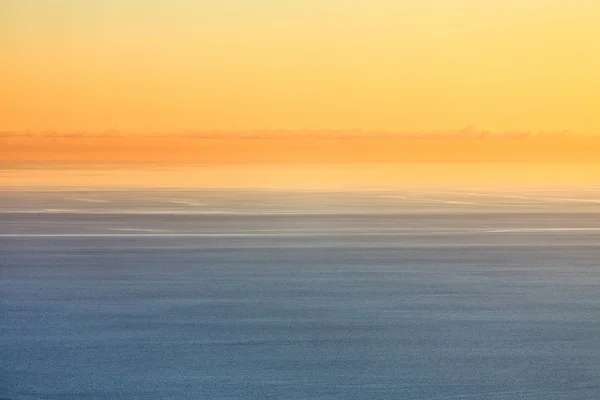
[2,190,600,399]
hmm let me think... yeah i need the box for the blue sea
[2,189,600,399]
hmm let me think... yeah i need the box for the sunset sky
[2,1,600,188]
[3,0,600,133]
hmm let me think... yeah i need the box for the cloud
[1,129,598,165]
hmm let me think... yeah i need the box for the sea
[2,188,600,399]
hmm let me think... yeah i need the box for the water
[2,190,600,399]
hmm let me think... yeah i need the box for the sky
[2,0,600,133]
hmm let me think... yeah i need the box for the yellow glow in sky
[2,1,600,133]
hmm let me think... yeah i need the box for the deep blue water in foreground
[2,190,600,399]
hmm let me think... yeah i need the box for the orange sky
[2,1,600,188]
[3,1,600,133]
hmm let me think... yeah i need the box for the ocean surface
[2,189,600,399]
